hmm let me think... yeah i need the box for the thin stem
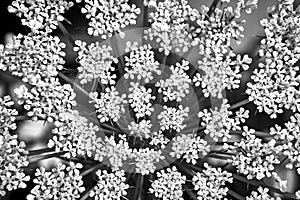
[28,148,55,156]
[229,99,250,110]
[138,175,144,200]
[58,72,89,97]
[29,151,67,163]
[58,22,75,47]
[80,163,103,177]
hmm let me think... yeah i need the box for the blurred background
[0,0,300,199]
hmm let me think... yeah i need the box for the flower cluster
[89,87,127,123]
[95,135,132,171]
[14,77,77,122]
[270,114,300,174]
[0,131,30,197]
[149,131,170,149]
[128,82,155,119]
[0,95,18,133]
[0,33,66,85]
[133,148,164,175]
[156,60,191,102]
[145,0,200,55]
[246,187,281,200]
[8,0,74,33]
[231,127,282,180]
[157,105,189,133]
[128,120,152,139]
[170,134,210,165]
[198,100,249,142]
[74,40,118,85]
[124,42,161,83]
[27,162,85,200]
[90,170,129,200]
[48,112,100,158]
[246,1,300,118]
[192,163,233,200]
[81,0,141,38]
[194,53,252,98]
[149,166,186,200]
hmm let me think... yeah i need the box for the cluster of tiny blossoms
[198,100,249,142]
[8,0,74,33]
[80,0,141,39]
[145,0,200,55]
[192,163,233,200]
[0,33,66,85]
[0,131,30,197]
[246,187,281,200]
[0,96,18,133]
[156,60,191,102]
[246,0,300,118]
[149,166,186,200]
[27,162,85,200]
[74,40,118,85]
[90,170,129,200]
[48,112,100,158]
[270,113,300,174]
[170,133,210,165]
[124,42,161,83]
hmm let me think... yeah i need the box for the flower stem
[29,151,67,163]
[183,185,197,200]
[229,99,250,110]
[228,190,245,200]
[28,148,55,156]
[80,163,103,177]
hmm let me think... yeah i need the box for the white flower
[8,0,74,32]
[132,148,164,175]
[128,120,152,139]
[231,127,282,180]
[74,40,118,85]
[156,60,191,102]
[192,163,233,200]
[89,87,127,123]
[149,131,170,149]
[149,166,186,200]
[0,131,30,197]
[81,0,141,39]
[145,0,200,55]
[170,134,210,165]
[270,114,300,174]
[89,170,129,200]
[14,78,77,122]
[246,187,281,200]
[27,162,85,200]
[0,95,18,133]
[124,42,161,83]
[48,112,100,158]
[198,100,249,142]
[246,1,300,118]
[0,33,66,85]
[95,135,132,170]
[157,105,189,132]
[128,82,155,118]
